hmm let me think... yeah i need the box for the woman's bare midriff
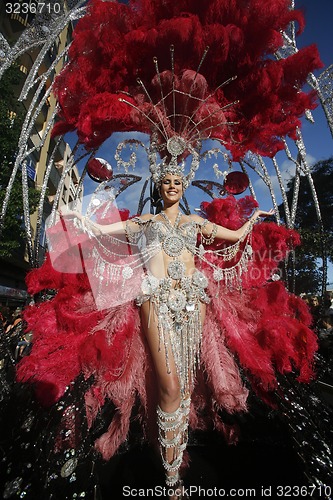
[146,247,196,282]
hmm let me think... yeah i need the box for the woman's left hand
[255,208,275,218]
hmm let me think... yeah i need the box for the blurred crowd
[0,306,23,334]
[0,305,31,376]
[302,291,333,356]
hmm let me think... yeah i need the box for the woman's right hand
[58,207,82,220]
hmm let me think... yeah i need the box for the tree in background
[281,157,333,294]
[0,64,39,259]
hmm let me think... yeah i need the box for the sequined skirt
[136,270,210,394]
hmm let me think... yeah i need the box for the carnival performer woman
[61,168,273,497]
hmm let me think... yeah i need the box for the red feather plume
[52,0,323,159]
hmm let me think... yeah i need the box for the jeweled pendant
[167,260,185,279]
[168,290,186,312]
[162,234,185,257]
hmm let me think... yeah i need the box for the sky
[296,0,332,69]
[295,0,333,162]
[291,0,333,287]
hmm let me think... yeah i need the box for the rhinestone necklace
[160,211,185,258]
[160,210,182,228]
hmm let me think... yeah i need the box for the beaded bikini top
[75,210,254,309]
[130,212,198,257]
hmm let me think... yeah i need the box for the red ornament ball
[87,158,113,183]
[223,171,249,194]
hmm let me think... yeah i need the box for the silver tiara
[149,136,200,189]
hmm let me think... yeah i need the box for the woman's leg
[140,301,206,495]
[141,301,181,411]
[141,300,182,491]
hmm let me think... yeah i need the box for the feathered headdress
[52,0,322,184]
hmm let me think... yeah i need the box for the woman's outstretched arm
[58,208,152,236]
[191,209,274,243]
